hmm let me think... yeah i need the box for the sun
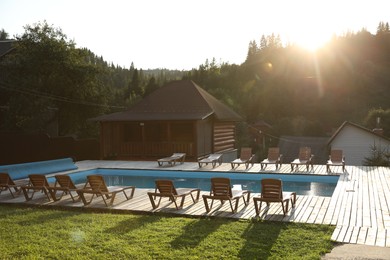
[281,16,334,51]
[291,33,331,52]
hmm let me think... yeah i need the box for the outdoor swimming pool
[49,168,339,197]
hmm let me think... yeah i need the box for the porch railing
[119,142,194,157]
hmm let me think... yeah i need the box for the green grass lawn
[0,205,335,259]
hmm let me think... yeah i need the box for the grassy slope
[0,205,335,259]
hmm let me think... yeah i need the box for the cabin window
[171,122,194,142]
[124,123,142,142]
[145,123,167,142]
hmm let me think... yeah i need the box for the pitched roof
[92,80,243,122]
[328,121,390,145]
[0,40,15,58]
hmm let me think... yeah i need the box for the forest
[1,21,390,140]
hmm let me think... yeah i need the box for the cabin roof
[0,40,15,58]
[327,121,390,145]
[91,80,243,122]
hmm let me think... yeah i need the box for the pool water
[50,168,339,197]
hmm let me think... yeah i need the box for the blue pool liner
[0,158,78,180]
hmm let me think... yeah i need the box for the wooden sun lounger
[46,175,85,202]
[202,177,250,213]
[78,175,135,207]
[231,148,255,169]
[0,172,21,198]
[260,147,282,170]
[326,149,346,172]
[198,154,223,168]
[21,174,55,201]
[290,147,314,171]
[147,179,200,210]
[157,153,186,167]
[253,178,296,216]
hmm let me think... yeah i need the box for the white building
[328,121,390,166]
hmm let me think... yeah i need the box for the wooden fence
[0,133,99,165]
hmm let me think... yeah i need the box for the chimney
[373,117,384,135]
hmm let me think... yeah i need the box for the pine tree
[245,40,258,63]
[0,28,9,40]
[144,76,158,97]
[128,69,143,96]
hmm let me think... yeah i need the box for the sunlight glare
[263,62,273,73]
[294,34,330,52]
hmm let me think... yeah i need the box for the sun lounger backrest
[240,148,252,160]
[86,175,109,192]
[267,148,280,160]
[261,179,283,200]
[211,177,232,197]
[0,172,15,185]
[298,147,311,160]
[55,175,76,189]
[330,149,343,162]
[155,180,177,195]
[29,174,50,187]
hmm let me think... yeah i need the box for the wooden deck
[1,160,389,247]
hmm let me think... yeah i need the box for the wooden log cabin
[91,80,243,161]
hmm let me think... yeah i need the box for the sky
[1,0,389,70]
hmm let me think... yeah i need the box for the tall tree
[0,29,9,40]
[377,21,390,34]
[245,40,258,64]
[260,35,267,50]
[1,21,109,137]
[364,108,390,137]
[143,76,158,97]
[128,68,143,97]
